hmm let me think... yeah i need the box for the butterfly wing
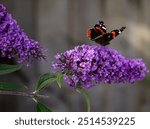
[109,27,126,39]
[94,21,107,33]
[94,27,126,46]
[87,21,107,40]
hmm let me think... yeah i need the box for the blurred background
[0,0,150,112]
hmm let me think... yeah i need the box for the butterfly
[87,21,126,46]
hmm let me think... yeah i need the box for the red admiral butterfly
[87,21,126,46]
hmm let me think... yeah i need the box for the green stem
[76,89,91,112]
[0,90,49,99]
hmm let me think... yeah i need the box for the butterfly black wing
[87,20,126,46]
[94,27,126,46]
[87,21,107,40]
[94,21,107,33]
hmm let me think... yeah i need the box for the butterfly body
[87,21,126,46]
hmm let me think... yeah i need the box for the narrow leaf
[36,73,56,92]
[36,101,52,112]
[56,73,63,88]
[78,89,91,112]
[0,82,25,90]
[0,64,22,75]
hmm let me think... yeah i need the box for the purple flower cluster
[52,44,149,88]
[0,4,45,64]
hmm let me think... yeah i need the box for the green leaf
[56,73,63,88]
[36,73,57,92]
[36,101,52,112]
[0,82,25,90]
[77,89,91,112]
[0,64,22,75]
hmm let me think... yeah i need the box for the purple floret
[0,4,45,65]
[52,44,149,88]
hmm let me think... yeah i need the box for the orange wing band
[87,29,92,39]
[95,26,105,34]
[111,31,116,39]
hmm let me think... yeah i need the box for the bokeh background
[0,0,150,112]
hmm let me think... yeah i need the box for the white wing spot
[102,26,106,30]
